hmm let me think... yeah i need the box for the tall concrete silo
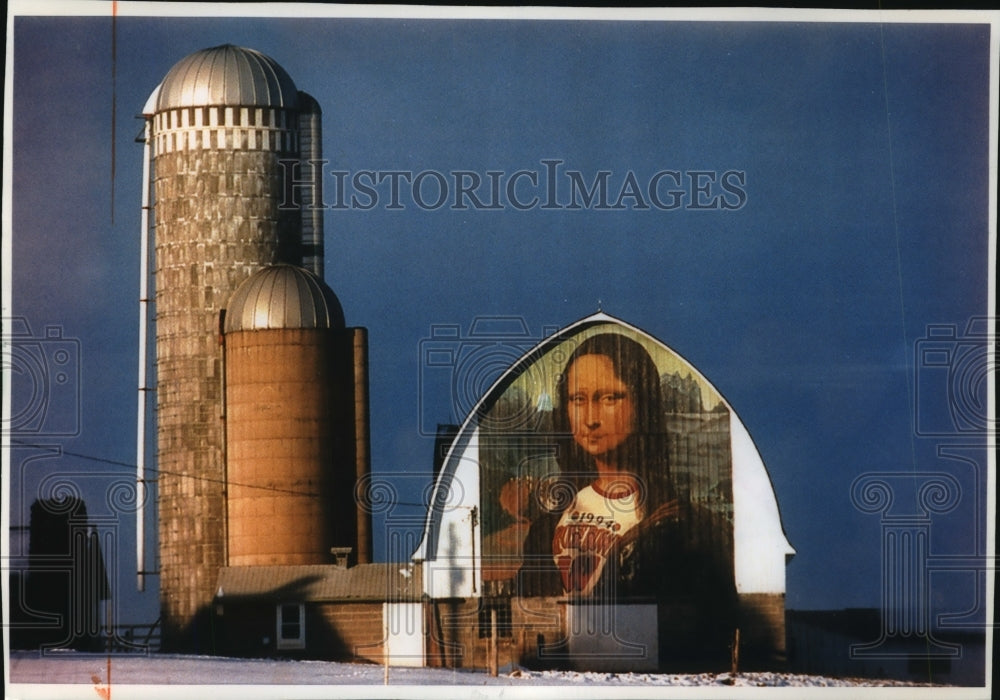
[139,45,326,649]
[223,264,371,567]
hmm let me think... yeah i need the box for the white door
[384,602,425,667]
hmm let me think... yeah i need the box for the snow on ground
[6,650,962,700]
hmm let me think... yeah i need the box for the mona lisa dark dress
[517,486,738,671]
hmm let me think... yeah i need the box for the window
[276,603,306,649]
[478,600,512,639]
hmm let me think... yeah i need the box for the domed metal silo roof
[225,264,345,333]
[156,44,300,111]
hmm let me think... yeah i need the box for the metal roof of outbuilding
[224,264,345,333]
[214,564,423,603]
[156,44,300,111]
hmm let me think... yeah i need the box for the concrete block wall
[153,111,301,648]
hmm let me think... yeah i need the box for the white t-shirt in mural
[551,482,643,596]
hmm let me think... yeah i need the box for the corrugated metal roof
[215,564,423,603]
[156,44,299,111]
[224,264,345,333]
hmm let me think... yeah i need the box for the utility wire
[8,438,432,505]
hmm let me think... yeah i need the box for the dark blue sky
[5,8,994,630]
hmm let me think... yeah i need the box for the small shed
[213,563,423,664]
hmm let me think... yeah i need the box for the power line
[7,438,434,504]
[8,439,318,498]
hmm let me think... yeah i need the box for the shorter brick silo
[223,264,370,566]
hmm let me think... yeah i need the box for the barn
[411,312,794,671]
[212,312,794,672]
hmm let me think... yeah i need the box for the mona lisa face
[565,353,636,460]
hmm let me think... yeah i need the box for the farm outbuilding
[141,44,793,673]
[212,563,421,664]
[412,312,794,671]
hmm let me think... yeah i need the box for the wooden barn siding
[738,593,787,669]
[429,595,786,672]
[215,603,275,657]
[217,601,385,662]
[512,596,570,668]
[313,603,386,663]
[217,594,786,670]
[427,597,565,670]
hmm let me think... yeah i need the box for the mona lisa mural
[413,312,793,670]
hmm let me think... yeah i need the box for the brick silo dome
[224,264,345,333]
[156,44,300,110]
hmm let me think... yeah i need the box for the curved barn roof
[412,312,794,598]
